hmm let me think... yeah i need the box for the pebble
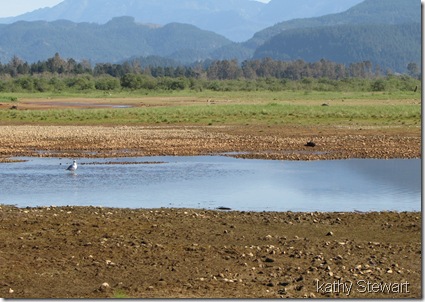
[99,282,110,292]
[105,260,116,266]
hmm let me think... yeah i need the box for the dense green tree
[95,76,121,90]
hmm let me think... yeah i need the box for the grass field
[0,88,420,102]
[0,90,420,128]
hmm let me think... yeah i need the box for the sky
[0,0,271,18]
[0,0,63,17]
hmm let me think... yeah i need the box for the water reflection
[0,156,420,212]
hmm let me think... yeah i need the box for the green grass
[0,87,420,102]
[112,290,130,298]
[0,102,420,128]
[0,88,420,127]
[0,95,19,102]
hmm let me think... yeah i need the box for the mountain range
[0,0,420,73]
[0,0,364,42]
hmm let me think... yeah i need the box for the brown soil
[0,206,421,298]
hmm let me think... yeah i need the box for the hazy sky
[0,0,63,17]
[0,0,271,18]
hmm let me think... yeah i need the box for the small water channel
[0,156,420,212]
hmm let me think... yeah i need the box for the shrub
[371,79,386,91]
[95,76,121,90]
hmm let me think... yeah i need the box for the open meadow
[0,89,421,126]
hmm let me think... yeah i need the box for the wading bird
[66,160,78,172]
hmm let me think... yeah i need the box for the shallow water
[26,101,133,108]
[0,156,420,212]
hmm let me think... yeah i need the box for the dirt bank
[0,206,420,298]
[0,124,420,162]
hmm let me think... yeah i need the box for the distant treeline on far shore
[0,53,421,93]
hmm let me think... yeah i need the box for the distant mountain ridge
[241,0,421,73]
[0,0,420,73]
[253,23,421,73]
[245,0,420,49]
[0,17,232,64]
[0,0,364,42]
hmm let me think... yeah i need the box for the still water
[0,156,421,212]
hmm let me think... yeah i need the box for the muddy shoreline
[0,206,421,298]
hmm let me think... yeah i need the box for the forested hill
[0,17,232,64]
[243,0,420,73]
[253,23,421,73]
[246,0,420,49]
[0,0,363,42]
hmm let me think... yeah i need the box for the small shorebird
[66,160,78,172]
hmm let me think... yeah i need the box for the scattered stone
[0,206,420,298]
[105,260,116,266]
[99,282,111,292]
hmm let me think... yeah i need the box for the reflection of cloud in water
[344,159,420,193]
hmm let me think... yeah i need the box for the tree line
[0,53,420,93]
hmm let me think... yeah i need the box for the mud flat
[0,206,420,298]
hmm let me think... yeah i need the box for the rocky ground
[0,124,420,162]
[0,206,421,298]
